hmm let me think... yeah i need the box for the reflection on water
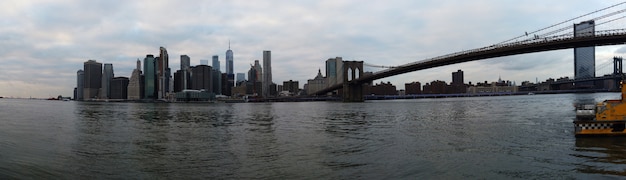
[574,137,626,176]
[5,93,626,178]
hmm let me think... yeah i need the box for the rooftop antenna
[228,39,231,50]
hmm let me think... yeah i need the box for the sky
[1,0,626,98]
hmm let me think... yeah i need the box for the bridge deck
[314,29,626,95]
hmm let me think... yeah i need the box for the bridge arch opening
[347,68,353,81]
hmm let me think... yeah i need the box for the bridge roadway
[314,29,626,95]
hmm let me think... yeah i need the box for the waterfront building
[144,54,157,99]
[173,69,191,92]
[467,82,518,94]
[283,80,299,94]
[174,89,214,102]
[127,59,143,100]
[212,68,222,95]
[180,55,191,91]
[325,57,343,95]
[99,63,114,99]
[574,20,595,88]
[423,80,447,94]
[306,69,326,95]
[270,83,277,96]
[110,77,129,99]
[247,65,263,96]
[76,70,84,100]
[262,51,272,97]
[180,55,190,71]
[221,73,232,96]
[370,81,397,95]
[157,47,170,99]
[236,73,246,85]
[450,69,466,93]
[452,70,463,85]
[405,81,422,95]
[83,60,102,100]
[191,65,213,92]
[212,55,220,72]
[253,60,263,82]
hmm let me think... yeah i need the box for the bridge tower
[342,61,364,102]
[614,56,624,90]
[614,56,623,75]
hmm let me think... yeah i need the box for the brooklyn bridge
[311,2,626,102]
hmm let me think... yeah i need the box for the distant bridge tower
[614,56,623,75]
[574,20,596,89]
[614,56,624,90]
[342,61,364,102]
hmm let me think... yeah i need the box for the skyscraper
[574,20,595,88]
[158,47,170,98]
[110,77,129,99]
[212,55,222,95]
[83,60,102,100]
[262,50,272,97]
[236,73,246,85]
[76,70,84,100]
[144,54,157,99]
[452,69,463,85]
[180,55,191,90]
[191,65,212,91]
[180,55,190,71]
[226,42,235,90]
[226,42,234,75]
[253,60,263,82]
[200,60,209,65]
[212,55,220,72]
[128,59,143,100]
[99,63,114,99]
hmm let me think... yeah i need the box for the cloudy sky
[1,0,626,98]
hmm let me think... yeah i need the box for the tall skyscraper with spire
[225,41,235,90]
[226,41,234,75]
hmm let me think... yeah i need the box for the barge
[574,81,626,137]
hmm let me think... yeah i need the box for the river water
[1,93,626,179]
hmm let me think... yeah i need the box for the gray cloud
[0,0,625,97]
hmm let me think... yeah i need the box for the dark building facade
[221,73,232,96]
[370,82,397,95]
[83,60,102,100]
[144,54,157,99]
[191,65,213,91]
[110,77,129,99]
[423,80,447,94]
[405,81,422,95]
[76,69,84,100]
[450,70,467,93]
[174,69,191,93]
[283,80,299,94]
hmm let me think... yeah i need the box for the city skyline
[2,1,626,98]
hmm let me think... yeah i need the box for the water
[1,93,626,179]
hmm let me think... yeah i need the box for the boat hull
[574,120,626,137]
